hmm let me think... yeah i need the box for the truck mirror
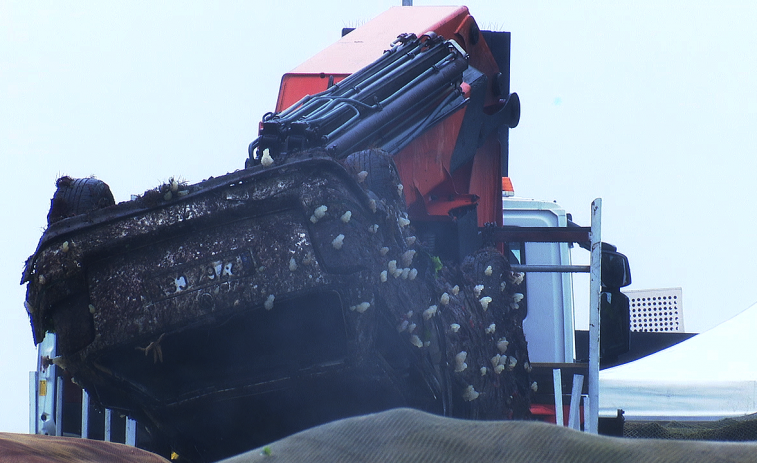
[601,247,631,289]
[600,290,631,361]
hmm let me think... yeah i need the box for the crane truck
[22,6,631,462]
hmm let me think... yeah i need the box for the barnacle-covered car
[22,7,531,462]
[23,151,531,461]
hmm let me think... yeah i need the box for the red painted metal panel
[273,6,509,225]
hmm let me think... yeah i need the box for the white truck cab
[502,196,576,364]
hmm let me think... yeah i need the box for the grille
[624,287,683,332]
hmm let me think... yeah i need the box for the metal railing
[486,199,602,433]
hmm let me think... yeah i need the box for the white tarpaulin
[599,302,757,421]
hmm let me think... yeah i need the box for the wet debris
[136,333,165,363]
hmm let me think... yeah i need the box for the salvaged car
[23,7,532,462]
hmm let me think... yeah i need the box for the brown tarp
[0,433,168,463]
[220,408,757,463]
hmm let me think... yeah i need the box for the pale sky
[2,1,757,433]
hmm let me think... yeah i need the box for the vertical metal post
[29,371,38,434]
[583,394,591,433]
[104,409,112,442]
[552,369,564,426]
[81,389,90,438]
[55,375,63,436]
[126,418,137,446]
[568,374,584,430]
[587,198,602,434]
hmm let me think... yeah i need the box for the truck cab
[502,195,576,364]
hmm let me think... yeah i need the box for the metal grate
[623,288,683,332]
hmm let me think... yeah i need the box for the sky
[2,1,757,433]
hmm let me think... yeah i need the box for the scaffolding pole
[587,198,602,434]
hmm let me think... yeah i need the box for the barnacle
[331,234,345,250]
[462,385,480,401]
[500,281,507,292]
[289,258,298,272]
[408,268,418,280]
[170,178,179,192]
[473,284,484,297]
[480,367,488,376]
[485,265,493,276]
[38,275,46,285]
[513,293,524,303]
[451,285,460,296]
[401,268,410,279]
[410,334,423,348]
[531,381,539,392]
[163,191,173,201]
[264,294,275,310]
[406,236,416,246]
[401,249,416,267]
[369,199,377,213]
[397,320,409,332]
[369,224,379,233]
[485,323,496,334]
[314,205,328,220]
[407,322,417,333]
[261,149,274,167]
[450,323,461,333]
[524,361,533,373]
[340,211,352,223]
[440,292,450,305]
[52,356,68,370]
[398,217,411,227]
[88,304,96,314]
[388,261,402,278]
[497,337,509,353]
[397,184,404,196]
[512,272,525,285]
[380,246,390,256]
[491,354,501,369]
[380,270,388,283]
[495,364,505,374]
[507,356,518,371]
[423,305,438,320]
[353,302,371,313]
[357,171,368,182]
[61,241,69,253]
[479,296,492,311]
[302,252,314,265]
[454,351,468,372]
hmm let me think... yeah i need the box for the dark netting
[624,413,757,441]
